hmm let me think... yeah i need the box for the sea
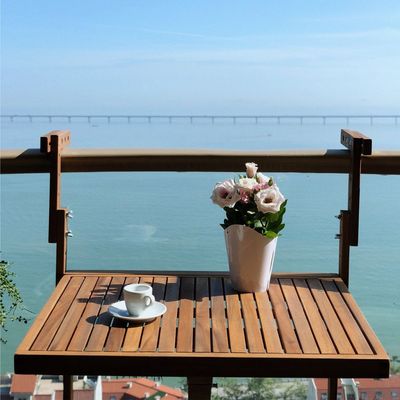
[1,117,399,375]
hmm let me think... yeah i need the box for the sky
[1,0,400,114]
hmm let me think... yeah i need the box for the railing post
[341,129,372,246]
[339,130,372,285]
[63,375,73,400]
[338,210,351,286]
[187,376,213,400]
[328,377,338,400]
[40,130,71,284]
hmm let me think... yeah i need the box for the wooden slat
[268,278,302,354]
[17,276,71,352]
[139,276,167,351]
[158,276,180,352]
[85,276,125,352]
[103,277,141,352]
[254,291,283,354]
[279,279,319,354]
[210,278,229,353]
[31,276,83,351]
[307,279,355,355]
[68,276,112,351]
[195,277,211,352]
[49,276,98,351]
[293,279,336,355]
[335,279,388,356]
[240,293,265,353]
[176,277,195,352]
[121,276,149,352]
[224,279,246,353]
[321,280,373,355]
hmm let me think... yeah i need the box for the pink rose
[211,179,240,208]
[245,162,258,178]
[254,185,285,213]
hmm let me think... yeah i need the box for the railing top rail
[1,147,400,175]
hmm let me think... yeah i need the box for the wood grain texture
[176,277,195,352]
[307,279,354,355]
[195,278,211,353]
[140,276,166,352]
[17,276,71,353]
[68,276,112,351]
[321,279,373,355]
[158,276,180,352]
[293,279,336,355]
[31,276,83,351]
[279,279,319,354]
[49,276,98,351]
[254,290,283,354]
[268,279,302,354]
[240,292,265,353]
[210,278,229,353]
[224,279,247,353]
[17,273,389,380]
[85,276,125,352]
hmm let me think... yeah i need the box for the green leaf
[264,231,278,239]
[275,223,285,233]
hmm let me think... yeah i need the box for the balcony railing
[2,147,400,175]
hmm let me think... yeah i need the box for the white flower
[211,179,240,208]
[256,172,270,184]
[254,185,285,213]
[237,177,257,192]
[245,162,258,178]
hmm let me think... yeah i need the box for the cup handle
[144,294,155,307]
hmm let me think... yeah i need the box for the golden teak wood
[15,273,389,378]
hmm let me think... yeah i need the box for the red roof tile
[34,395,52,400]
[10,374,37,395]
[314,375,400,391]
[102,378,184,399]
[54,389,94,400]
[356,376,400,389]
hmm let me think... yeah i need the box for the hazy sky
[1,1,400,114]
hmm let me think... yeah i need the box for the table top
[15,272,389,378]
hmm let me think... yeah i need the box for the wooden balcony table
[8,130,389,400]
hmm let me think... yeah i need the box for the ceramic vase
[224,224,277,292]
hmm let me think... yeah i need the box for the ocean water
[1,118,399,373]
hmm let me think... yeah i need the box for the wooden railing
[2,148,400,175]
[1,129,400,286]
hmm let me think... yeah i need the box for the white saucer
[108,300,167,322]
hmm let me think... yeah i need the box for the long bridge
[1,114,399,125]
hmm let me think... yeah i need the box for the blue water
[1,119,399,373]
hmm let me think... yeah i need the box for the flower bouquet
[211,162,287,292]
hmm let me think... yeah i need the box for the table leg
[328,377,338,400]
[63,375,73,400]
[187,376,213,400]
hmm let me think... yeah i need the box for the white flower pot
[224,224,277,292]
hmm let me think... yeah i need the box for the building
[8,375,185,400]
[10,375,38,400]
[309,376,400,400]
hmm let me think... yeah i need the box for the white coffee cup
[123,283,155,316]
